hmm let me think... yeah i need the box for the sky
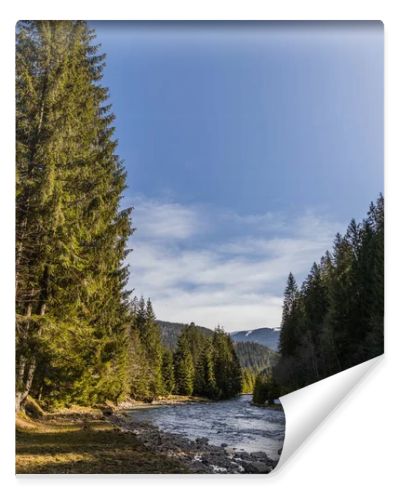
[90,21,383,331]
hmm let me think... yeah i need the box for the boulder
[234,451,252,461]
[195,437,209,446]
[250,451,268,461]
[242,461,271,474]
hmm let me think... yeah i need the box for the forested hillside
[129,301,242,401]
[231,328,280,351]
[158,322,277,369]
[234,342,278,394]
[157,320,214,350]
[234,341,279,370]
[272,195,384,396]
[157,323,278,394]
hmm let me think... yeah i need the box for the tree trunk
[15,358,36,412]
[15,291,46,412]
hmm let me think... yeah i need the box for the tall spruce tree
[129,297,164,399]
[144,299,164,394]
[212,327,242,399]
[194,339,218,399]
[278,272,300,357]
[16,21,132,409]
[174,333,195,396]
[161,349,175,394]
[363,195,384,356]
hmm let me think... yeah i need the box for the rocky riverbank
[108,411,279,474]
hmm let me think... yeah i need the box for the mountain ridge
[156,320,279,374]
[229,327,280,352]
[157,320,280,353]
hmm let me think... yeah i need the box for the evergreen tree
[174,334,194,395]
[144,299,164,394]
[194,340,218,399]
[241,368,257,394]
[279,273,300,357]
[161,349,175,394]
[212,327,242,399]
[363,195,384,356]
[301,262,329,381]
[252,371,280,405]
[181,322,209,367]
[129,297,164,399]
[16,21,133,409]
[128,326,152,401]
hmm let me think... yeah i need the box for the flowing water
[126,395,285,461]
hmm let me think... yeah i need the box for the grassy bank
[16,404,187,474]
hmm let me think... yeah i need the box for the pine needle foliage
[273,195,384,395]
[16,21,133,409]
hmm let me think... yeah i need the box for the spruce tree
[364,195,384,356]
[144,299,164,394]
[279,272,300,357]
[129,297,164,398]
[174,334,194,395]
[194,340,218,399]
[212,327,242,399]
[16,21,132,409]
[161,349,175,395]
[252,371,280,405]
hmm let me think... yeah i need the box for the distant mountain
[157,321,281,353]
[157,320,278,373]
[156,320,214,350]
[234,341,279,372]
[230,327,281,352]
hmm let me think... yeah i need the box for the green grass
[16,412,187,474]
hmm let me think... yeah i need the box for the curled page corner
[275,355,383,470]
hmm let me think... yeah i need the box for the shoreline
[16,396,280,474]
[112,394,210,412]
[108,410,278,474]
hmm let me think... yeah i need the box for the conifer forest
[16,20,384,414]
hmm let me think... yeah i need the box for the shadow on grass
[16,422,187,474]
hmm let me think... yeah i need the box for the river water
[126,395,285,461]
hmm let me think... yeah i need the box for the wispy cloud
[126,196,343,331]
[132,196,202,240]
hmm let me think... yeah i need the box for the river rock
[250,451,268,461]
[195,437,209,446]
[107,409,277,475]
[234,451,252,461]
[242,461,271,474]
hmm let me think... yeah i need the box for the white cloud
[126,196,343,331]
[132,196,203,240]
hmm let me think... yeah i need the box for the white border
[1,1,398,499]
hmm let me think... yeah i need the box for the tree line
[129,300,242,401]
[270,195,384,397]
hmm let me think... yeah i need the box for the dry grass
[16,409,187,474]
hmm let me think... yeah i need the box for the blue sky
[91,21,383,330]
